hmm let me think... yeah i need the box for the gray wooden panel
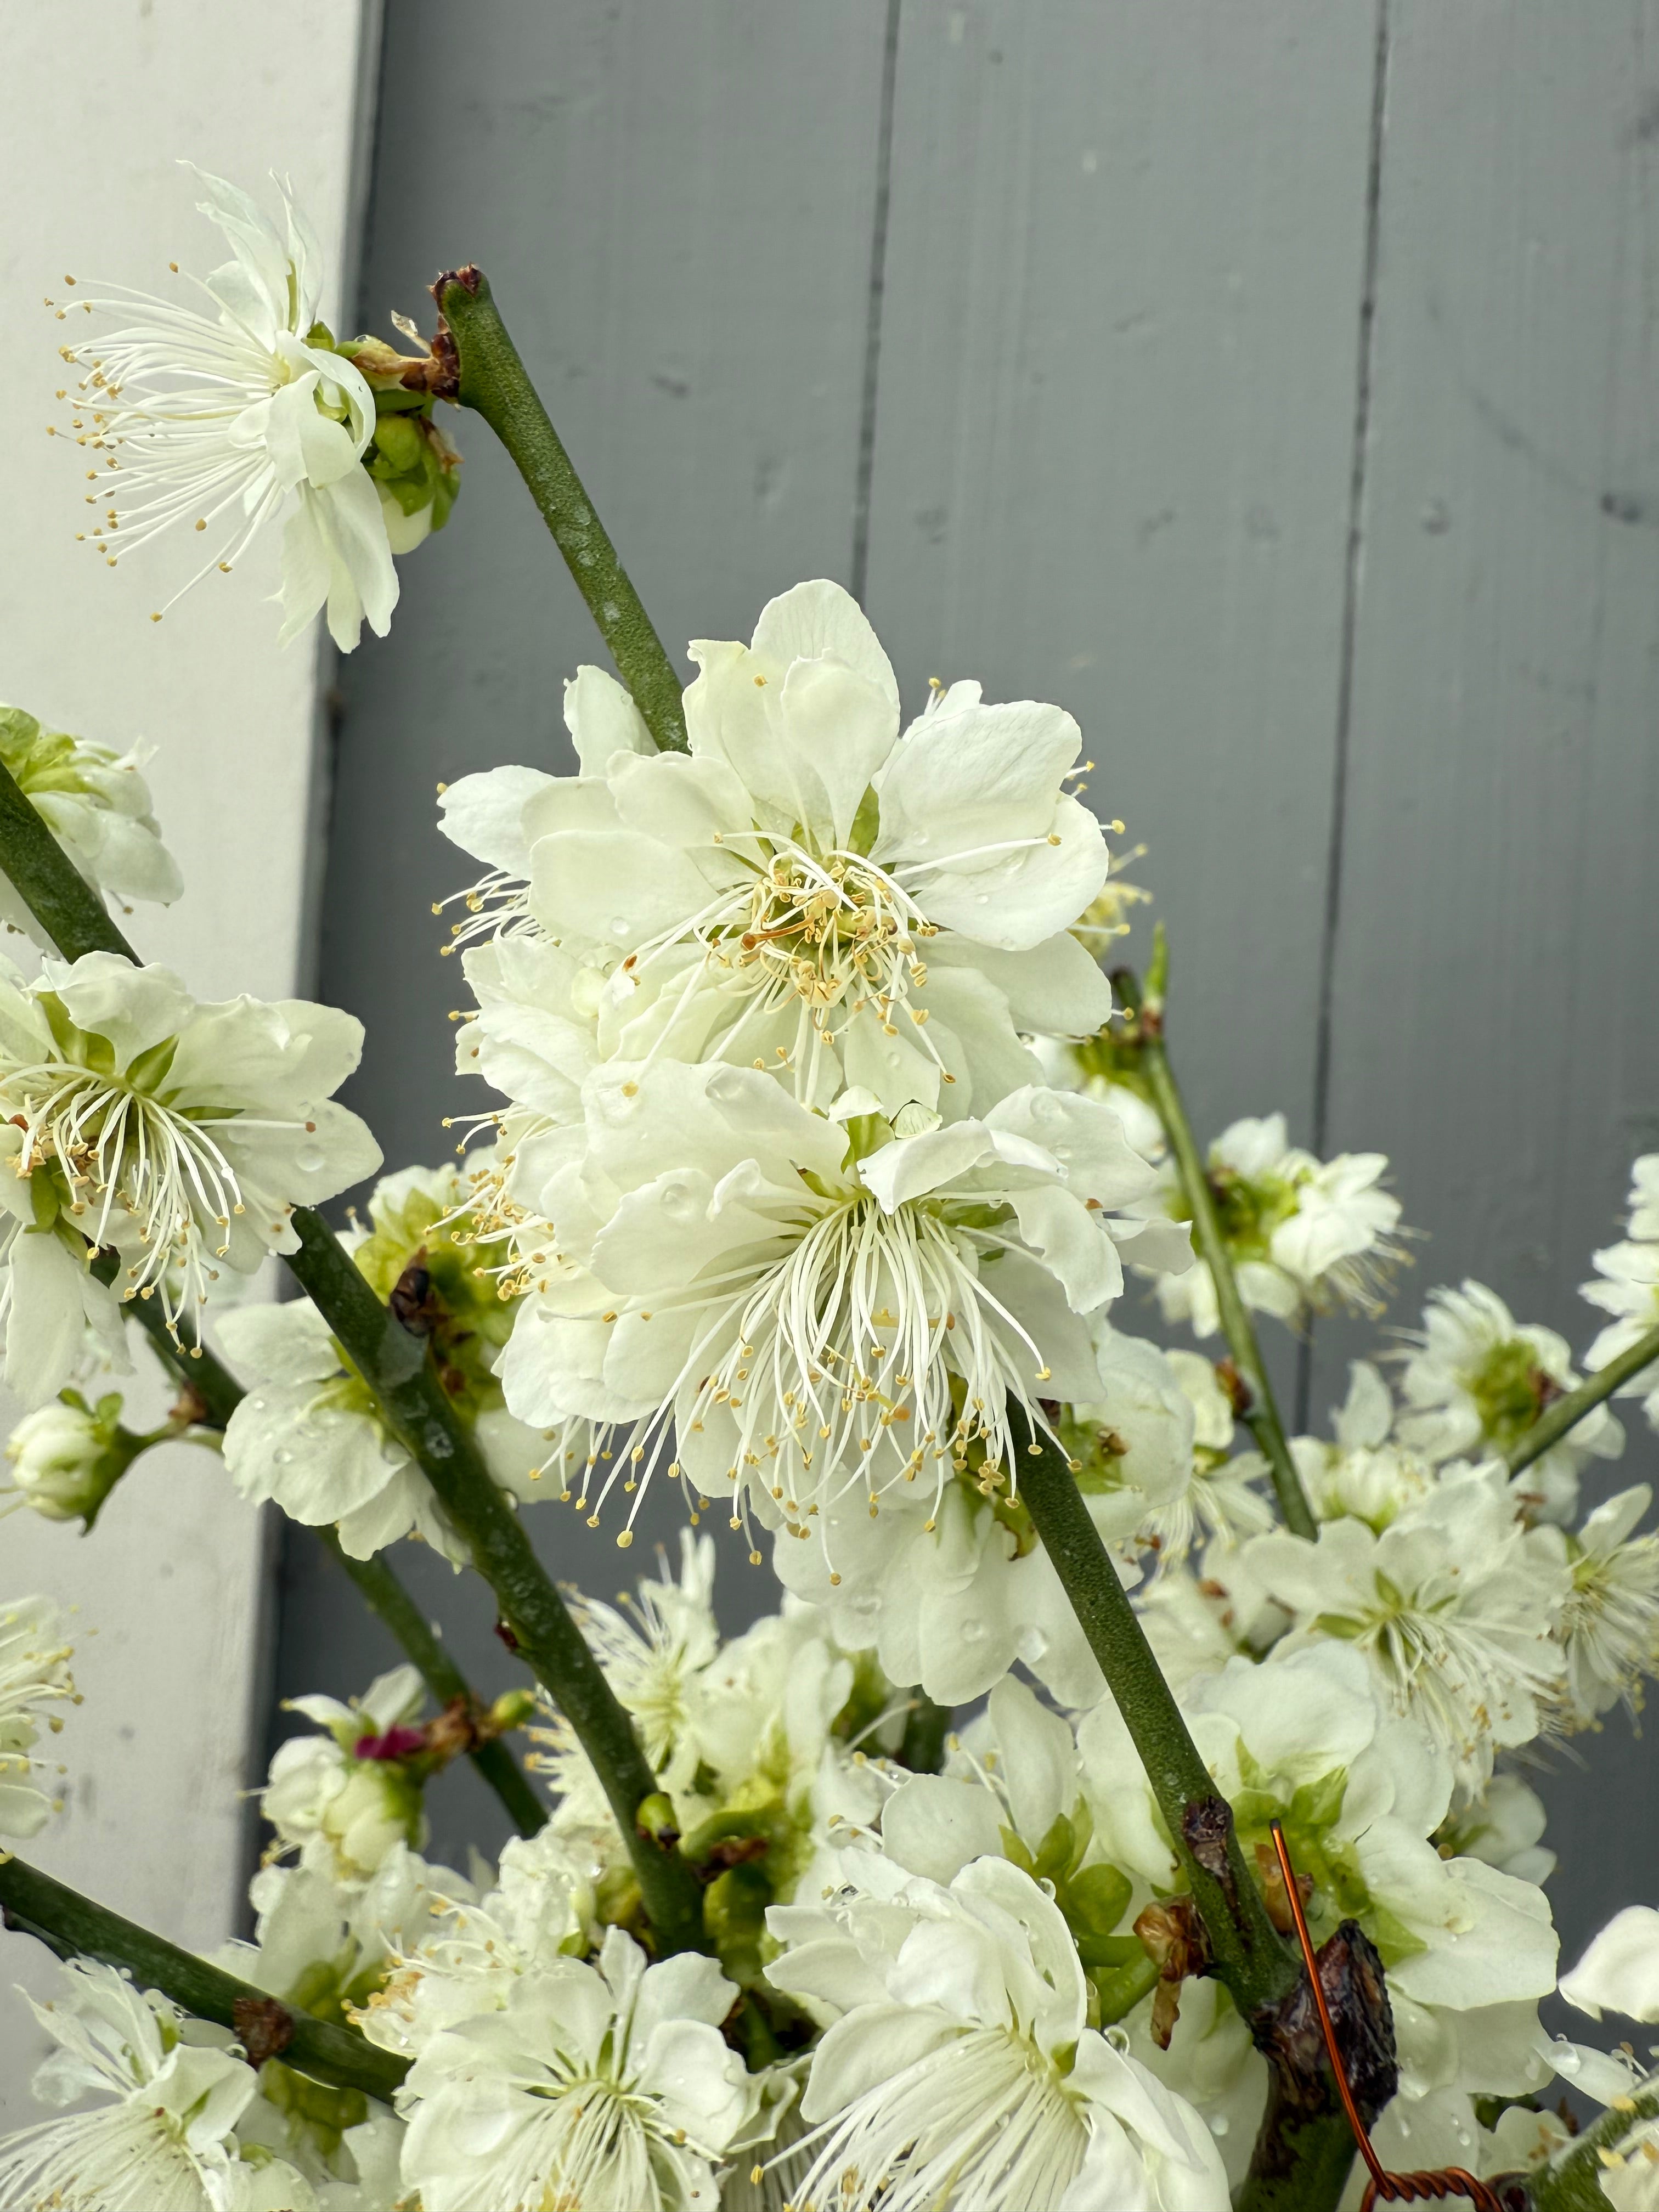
[1315,2,1659,1960]
[298,0,894,1863]
[862,0,1383,1147]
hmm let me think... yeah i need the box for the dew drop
[958,1618,986,1644]
[610,916,631,939]
[295,1142,325,1173]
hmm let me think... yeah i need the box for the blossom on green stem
[58,166,406,651]
[1397,1278,1621,1522]
[2,1389,149,1529]
[0,706,180,944]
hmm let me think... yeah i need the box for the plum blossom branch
[1120,943,1319,1540]
[1014,1422,1299,2012]
[432,266,690,754]
[280,1215,708,1954]
[1017,1422,1378,2212]
[1506,1317,1659,1480]
[106,1241,548,1839]
[0,1854,407,2101]
[0,777,703,1954]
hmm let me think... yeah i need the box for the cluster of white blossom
[8,163,1659,2212]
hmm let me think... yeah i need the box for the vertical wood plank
[1316,0,1659,1955]
[863,0,1383,1142]
[301,0,894,1859]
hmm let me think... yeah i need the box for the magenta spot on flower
[354,1724,425,1762]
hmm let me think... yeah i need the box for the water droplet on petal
[295,1142,325,1173]
[610,916,631,939]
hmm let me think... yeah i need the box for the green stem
[1526,2094,1659,2211]
[898,1692,952,1774]
[435,267,688,754]
[1508,1319,1659,1479]
[280,1215,707,1955]
[0,1855,407,2102]
[1124,954,1317,1541]
[1016,1427,1297,2015]
[121,1291,545,1841]
[1234,2109,1367,2212]
[0,760,133,960]
[1018,1426,1361,2212]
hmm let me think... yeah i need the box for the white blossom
[0,706,180,940]
[397,1926,758,2212]
[0,951,379,1405]
[353,1826,590,2063]
[772,1469,1124,1707]
[0,1959,305,2212]
[444,579,1116,1125]
[501,1059,1186,1568]
[262,1665,428,1886]
[0,1592,77,1837]
[1397,1279,1621,1521]
[1554,1485,1659,1728]
[1561,1905,1659,2023]
[1584,1241,1659,1434]
[549,1528,721,1795]
[1139,1114,1406,1336]
[59,166,398,650]
[764,1851,1229,2210]
[3,1390,136,1527]
[1286,1359,1433,1531]
[1134,1548,1290,1699]
[531,1569,892,1903]
[217,1293,543,1560]
[1246,1466,1570,1799]
[1440,1772,1556,1887]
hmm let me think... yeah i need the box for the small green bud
[488,1688,538,1734]
[636,1792,680,1847]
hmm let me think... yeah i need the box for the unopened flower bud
[4,1392,140,1531]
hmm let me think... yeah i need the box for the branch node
[232,1993,295,2068]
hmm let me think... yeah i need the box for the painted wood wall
[301,0,1659,1962]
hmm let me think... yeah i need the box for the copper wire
[1267,1820,1505,2211]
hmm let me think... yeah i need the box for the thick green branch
[1018,1427,1364,2212]
[1017,1427,1298,2013]
[281,1216,707,1954]
[122,1291,545,1841]
[1120,956,1317,1540]
[434,266,688,754]
[0,1855,407,2101]
[319,1543,547,1840]
[1508,1319,1659,1480]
